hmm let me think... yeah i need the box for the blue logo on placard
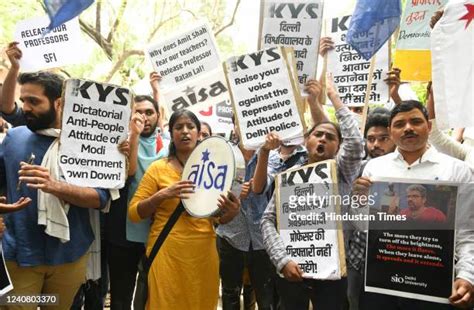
[187,149,228,191]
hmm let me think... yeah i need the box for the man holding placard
[0,71,111,309]
[353,101,474,308]
[260,76,364,309]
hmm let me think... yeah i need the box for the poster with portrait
[365,177,457,304]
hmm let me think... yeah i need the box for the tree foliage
[0,0,243,87]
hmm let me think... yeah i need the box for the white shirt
[429,121,474,170]
[363,147,474,285]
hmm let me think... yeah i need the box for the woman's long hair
[167,110,201,158]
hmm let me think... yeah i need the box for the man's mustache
[402,131,418,139]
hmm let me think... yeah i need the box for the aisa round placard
[181,136,243,218]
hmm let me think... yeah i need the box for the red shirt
[401,207,446,222]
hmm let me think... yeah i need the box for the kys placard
[224,46,305,150]
[59,79,131,189]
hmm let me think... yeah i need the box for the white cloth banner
[431,0,474,129]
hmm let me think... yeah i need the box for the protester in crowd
[260,74,364,310]
[353,100,474,309]
[2,41,116,310]
[129,109,241,309]
[364,108,396,161]
[200,121,212,139]
[105,94,169,310]
[0,71,111,309]
[216,114,277,310]
[345,107,396,310]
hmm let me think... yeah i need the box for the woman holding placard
[128,110,239,309]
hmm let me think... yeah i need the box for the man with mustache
[353,100,474,309]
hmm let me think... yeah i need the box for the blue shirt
[216,152,273,251]
[0,126,110,266]
[1,103,26,127]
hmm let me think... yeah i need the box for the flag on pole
[431,0,474,129]
[44,0,94,30]
[347,0,401,60]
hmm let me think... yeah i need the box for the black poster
[365,180,457,304]
[0,247,13,296]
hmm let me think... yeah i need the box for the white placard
[277,160,344,279]
[260,0,324,94]
[14,16,83,72]
[327,15,389,106]
[146,21,221,89]
[396,0,448,50]
[162,69,233,135]
[224,47,305,150]
[59,79,131,189]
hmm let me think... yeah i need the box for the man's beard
[140,122,158,138]
[25,106,56,132]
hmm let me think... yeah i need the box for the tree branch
[147,11,182,42]
[104,49,144,82]
[79,18,113,60]
[182,9,198,20]
[214,0,241,36]
[96,0,102,35]
[107,0,128,43]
